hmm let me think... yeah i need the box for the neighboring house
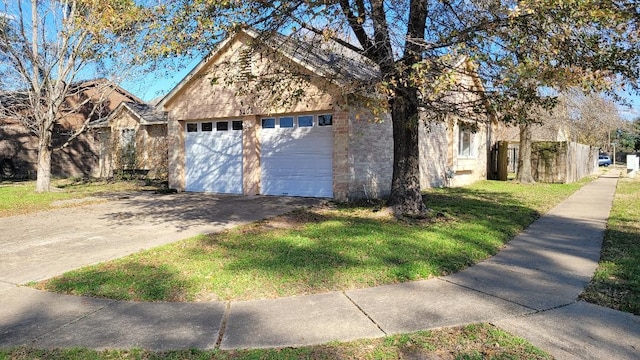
[91,102,168,179]
[159,29,493,200]
[0,79,142,179]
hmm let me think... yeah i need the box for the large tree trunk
[387,86,425,216]
[516,123,535,183]
[35,128,53,192]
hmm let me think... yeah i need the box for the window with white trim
[318,114,333,126]
[279,116,294,128]
[298,115,313,127]
[232,120,243,130]
[458,126,476,158]
[262,118,276,129]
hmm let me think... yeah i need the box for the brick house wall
[346,111,393,200]
[419,120,449,188]
[0,81,139,180]
[0,120,100,179]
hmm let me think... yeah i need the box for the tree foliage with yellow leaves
[0,0,148,192]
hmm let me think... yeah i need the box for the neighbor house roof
[90,101,168,128]
[158,28,380,108]
[0,78,143,108]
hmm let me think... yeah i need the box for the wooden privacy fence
[491,141,598,183]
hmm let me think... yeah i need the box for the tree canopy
[0,0,147,191]
[130,0,640,213]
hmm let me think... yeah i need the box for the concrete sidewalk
[1,173,639,359]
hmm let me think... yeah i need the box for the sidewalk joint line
[437,278,538,313]
[214,301,231,349]
[30,302,113,343]
[483,259,596,280]
[342,291,387,336]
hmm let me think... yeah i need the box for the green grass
[0,323,551,359]
[37,178,588,302]
[0,178,163,217]
[581,175,640,315]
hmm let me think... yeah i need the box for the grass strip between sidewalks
[581,175,640,315]
[0,323,551,359]
[34,179,588,302]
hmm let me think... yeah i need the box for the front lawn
[1,323,551,359]
[581,175,640,315]
[0,178,163,217]
[36,179,588,302]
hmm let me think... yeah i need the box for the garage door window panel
[187,123,198,132]
[298,115,313,127]
[318,114,332,126]
[232,121,243,130]
[279,116,294,128]
[262,118,276,129]
[217,121,229,131]
[201,122,213,131]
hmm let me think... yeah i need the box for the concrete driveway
[0,192,319,285]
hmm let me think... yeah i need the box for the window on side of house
[298,115,313,127]
[119,128,136,169]
[458,127,476,158]
[120,128,135,147]
[262,118,276,129]
[279,116,294,128]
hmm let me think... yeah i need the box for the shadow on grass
[44,262,194,302]
[194,187,542,294]
[42,183,579,301]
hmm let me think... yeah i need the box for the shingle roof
[124,102,168,124]
[249,29,380,83]
[90,101,167,128]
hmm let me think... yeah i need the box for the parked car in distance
[598,155,612,167]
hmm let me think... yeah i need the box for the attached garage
[162,29,399,201]
[259,114,333,197]
[185,120,244,194]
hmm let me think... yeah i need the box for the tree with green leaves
[139,0,639,214]
[0,0,146,192]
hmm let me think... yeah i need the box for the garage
[185,120,243,194]
[260,114,333,197]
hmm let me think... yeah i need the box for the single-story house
[159,29,494,200]
[0,79,142,179]
[91,102,168,179]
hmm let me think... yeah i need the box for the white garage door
[260,114,333,197]
[185,120,243,194]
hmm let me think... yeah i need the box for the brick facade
[346,111,393,200]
